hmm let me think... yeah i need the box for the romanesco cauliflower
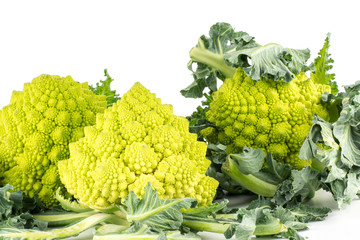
[202,69,331,169]
[58,82,219,209]
[0,74,107,206]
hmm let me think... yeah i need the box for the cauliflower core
[58,82,219,208]
[0,75,107,206]
[203,69,331,169]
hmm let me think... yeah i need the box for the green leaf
[263,152,292,183]
[280,228,306,240]
[228,43,310,82]
[222,148,278,197]
[206,165,246,196]
[273,207,307,231]
[182,196,331,240]
[206,143,227,165]
[183,207,287,239]
[310,33,338,94]
[0,212,47,231]
[0,185,47,230]
[237,208,288,238]
[289,205,331,223]
[0,185,14,221]
[186,99,214,136]
[180,200,228,218]
[299,115,346,182]
[329,173,360,207]
[298,85,360,209]
[89,69,120,107]
[205,144,246,196]
[246,196,276,210]
[224,31,260,68]
[183,22,311,99]
[227,147,265,175]
[333,96,360,167]
[180,70,208,98]
[274,167,321,207]
[120,183,196,232]
[224,210,257,240]
[222,148,294,197]
[182,22,254,98]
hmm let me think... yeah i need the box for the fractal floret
[0,75,107,206]
[202,69,331,169]
[58,82,219,208]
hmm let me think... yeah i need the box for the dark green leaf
[274,167,321,207]
[280,227,306,240]
[290,205,331,223]
[205,144,246,196]
[0,185,14,221]
[273,207,307,230]
[0,185,47,230]
[206,144,227,165]
[180,68,208,98]
[263,152,292,183]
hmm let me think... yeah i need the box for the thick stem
[182,219,230,234]
[311,157,327,172]
[34,211,95,227]
[104,215,131,226]
[182,217,287,236]
[190,45,236,79]
[1,213,113,240]
[222,157,278,197]
[95,224,131,235]
[254,218,287,236]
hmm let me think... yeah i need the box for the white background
[1,0,360,239]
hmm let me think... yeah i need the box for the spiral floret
[0,74,107,206]
[205,69,331,169]
[58,82,218,209]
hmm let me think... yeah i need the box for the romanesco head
[58,82,219,209]
[205,69,331,169]
[0,74,107,206]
